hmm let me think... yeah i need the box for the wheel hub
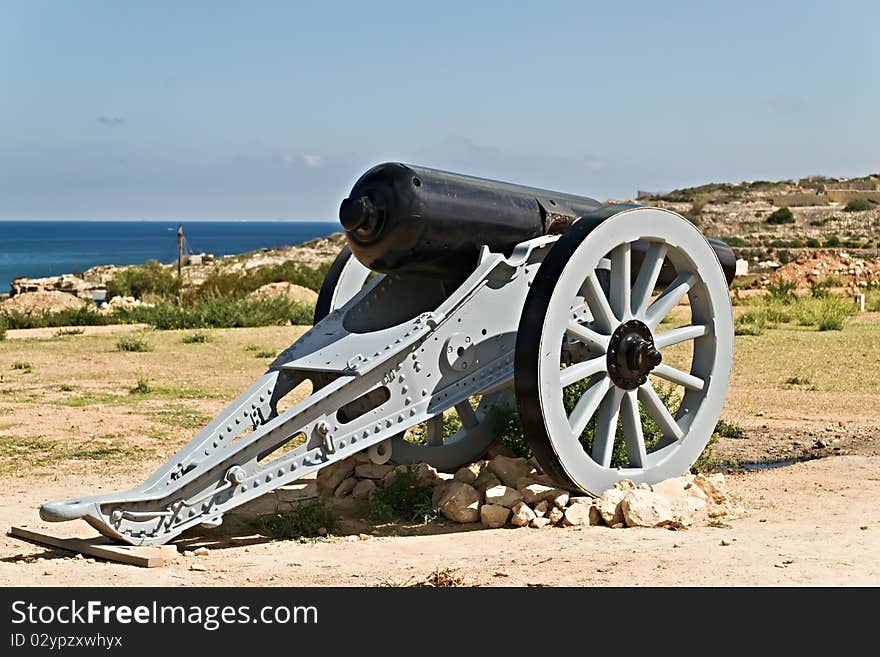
[607,319,662,390]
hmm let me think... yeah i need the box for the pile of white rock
[316,448,730,530]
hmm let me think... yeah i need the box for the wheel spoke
[454,401,479,429]
[582,272,617,333]
[645,272,697,329]
[565,321,610,353]
[630,242,667,318]
[591,386,624,468]
[426,415,445,446]
[637,382,683,441]
[568,376,611,438]
[653,323,708,349]
[620,390,647,468]
[560,356,607,387]
[609,242,631,322]
[652,364,705,391]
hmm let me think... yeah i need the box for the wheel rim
[389,392,514,471]
[519,208,733,493]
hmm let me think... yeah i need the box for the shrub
[735,311,767,336]
[794,296,856,331]
[766,279,797,303]
[844,197,875,212]
[714,419,745,440]
[54,327,85,336]
[809,280,831,298]
[369,465,436,524]
[805,238,821,248]
[765,207,795,225]
[192,260,331,301]
[760,301,794,323]
[0,320,5,341]
[725,236,746,247]
[783,375,815,389]
[181,331,211,344]
[690,432,720,474]
[255,500,337,540]
[11,361,32,372]
[495,407,531,458]
[116,335,152,352]
[823,235,841,248]
[112,297,314,330]
[131,375,152,394]
[106,260,181,300]
[0,306,113,330]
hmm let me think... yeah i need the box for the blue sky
[1,1,877,220]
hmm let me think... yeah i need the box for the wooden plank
[8,525,178,568]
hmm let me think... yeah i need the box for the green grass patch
[737,292,856,334]
[116,335,152,352]
[369,465,437,524]
[56,392,128,407]
[255,500,337,541]
[147,406,211,429]
[714,419,745,439]
[54,327,85,337]
[0,435,152,476]
[181,331,212,344]
[57,384,220,408]
[783,375,816,390]
[794,295,856,331]
[131,375,152,395]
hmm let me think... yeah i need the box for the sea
[0,220,341,294]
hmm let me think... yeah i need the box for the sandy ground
[4,324,149,341]
[0,318,878,587]
[0,455,878,586]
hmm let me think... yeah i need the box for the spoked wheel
[389,392,513,471]
[315,245,513,471]
[515,207,733,494]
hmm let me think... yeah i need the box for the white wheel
[515,207,733,494]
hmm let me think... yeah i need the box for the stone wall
[771,192,828,207]
[826,189,880,203]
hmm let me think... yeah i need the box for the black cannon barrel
[339,162,736,284]
[340,162,604,277]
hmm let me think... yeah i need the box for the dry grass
[376,567,473,587]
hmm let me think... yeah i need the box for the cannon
[40,163,735,545]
